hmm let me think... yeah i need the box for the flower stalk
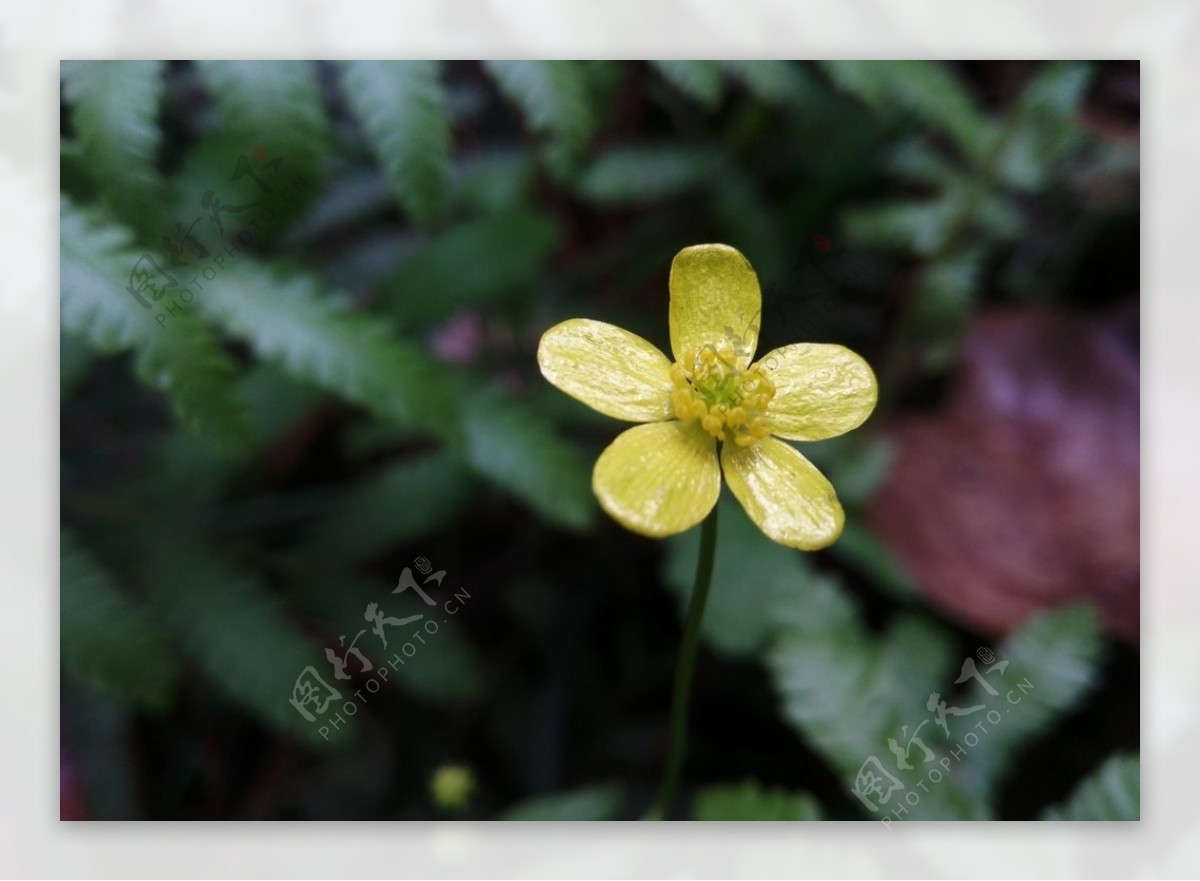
[653,503,719,819]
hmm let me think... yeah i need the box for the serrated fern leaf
[764,574,982,819]
[338,61,452,226]
[819,61,991,162]
[197,61,330,183]
[843,198,959,256]
[1042,754,1139,820]
[190,258,449,435]
[457,384,595,531]
[60,196,249,446]
[964,604,1104,796]
[483,61,595,175]
[62,61,167,238]
[576,145,717,205]
[998,62,1095,192]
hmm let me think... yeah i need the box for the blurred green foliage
[60,60,1138,820]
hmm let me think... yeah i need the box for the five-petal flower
[537,243,878,549]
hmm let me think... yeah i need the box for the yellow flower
[537,244,878,550]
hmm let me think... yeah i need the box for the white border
[4,0,1193,876]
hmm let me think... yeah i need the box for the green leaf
[483,61,596,174]
[722,61,813,106]
[819,61,991,162]
[765,580,980,819]
[386,616,483,706]
[458,385,595,531]
[237,363,325,447]
[190,258,449,435]
[191,259,591,524]
[129,366,325,509]
[768,599,1102,819]
[815,60,892,109]
[452,150,538,215]
[576,145,717,205]
[62,61,166,237]
[380,208,559,328]
[910,247,986,371]
[663,496,816,658]
[500,784,623,820]
[338,61,452,225]
[139,535,351,745]
[165,131,315,247]
[884,138,961,186]
[843,198,958,256]
[769,605,951,772]
[197,61,329,184]
[60,197,249,447]
[651,61,724,109]
[61,530,179,709]
[964,604,1104,796]
[693,780,823,820]
[1042,754,1139,820]
[998,63,1095,192]
[281,168,396,248]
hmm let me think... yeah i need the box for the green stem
[653,503,719,819]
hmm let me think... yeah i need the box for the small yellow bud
[431,764,475,811]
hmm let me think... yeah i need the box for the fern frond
[62,61,167,238]
[338,61,452,226]
[197,60,330,183]
[60,196,249,446]
[189,258,449,435]
[457,384,595,531]
[819,61,991,162]
[577,145,717,205]
[1042,754,1139,821]
[483,61,595,175]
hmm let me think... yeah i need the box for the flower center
[671,341,775,448]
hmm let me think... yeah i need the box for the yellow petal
[721,437,844,550]
[537,319,675,422]
[593,421,720,538]
[756,343,878,441]
[669,244,761,369]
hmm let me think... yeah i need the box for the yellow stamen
[670,346,775,448]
